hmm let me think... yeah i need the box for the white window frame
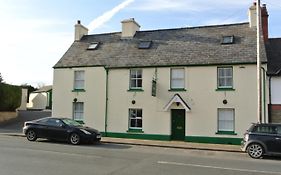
[217,67,233,88]
[73,102,84,121]
[130,69,142,89]
[129,108,142,129]
[171,68,185,89]
[74,70,85,90]
[218,108,235,132]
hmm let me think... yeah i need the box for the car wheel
[26,130,37,141]
[247,143,264,159]
[69,133,80,145]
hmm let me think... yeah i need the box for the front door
[171,109,185,141]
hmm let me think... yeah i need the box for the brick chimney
[121,18,140,38]
[261,4,269,42]
[74,20,88,41]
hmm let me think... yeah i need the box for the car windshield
[62,118,82,127]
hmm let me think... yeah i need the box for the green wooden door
[171,109,185,141]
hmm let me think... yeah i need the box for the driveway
[0,110,51,133]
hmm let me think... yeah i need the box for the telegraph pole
[256,0,262,123]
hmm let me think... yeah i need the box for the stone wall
[0,112,17,123]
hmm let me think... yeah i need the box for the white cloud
[87,0,135,33]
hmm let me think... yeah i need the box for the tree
[0,73,3,83]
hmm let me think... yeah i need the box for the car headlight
[80,129,91,135]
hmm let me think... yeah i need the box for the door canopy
[164,93,191,112]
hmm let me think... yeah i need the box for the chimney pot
[77,20,81,24]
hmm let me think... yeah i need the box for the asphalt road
[1,135,281,175]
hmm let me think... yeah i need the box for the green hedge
[0,83,22,111]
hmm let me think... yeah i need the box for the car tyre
[26,130,37,141]
[247,143,264,159]
[69,133,80,145]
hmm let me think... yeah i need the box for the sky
[0,0,281,87]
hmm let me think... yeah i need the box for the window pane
[130,79,137,88]
[218,67,232,88]
[218,109,234,132]
[172,79,184,89]
[73,102,84,121]
[172,69,184,79]
[74,71,85,89]
[129,109,142,129]
[130,70,137,78]
[137,79,142,88]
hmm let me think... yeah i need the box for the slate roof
[54,22,267,69]
[266,38,281,75]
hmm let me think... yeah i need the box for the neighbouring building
[52,3,270,144]
[27,85,52,110]
[267,38,281,123]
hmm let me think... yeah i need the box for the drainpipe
[104,68,109,136]
[268,76,272,123]
[261,67,266,123]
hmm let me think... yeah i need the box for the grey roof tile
[266,38,281,75]
[54,22,267,68]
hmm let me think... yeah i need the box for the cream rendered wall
[272,77,281,104]
[52,67,106,131]
[27,92,47,109]
[107,65,262,138]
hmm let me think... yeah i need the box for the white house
[27,85,52,110]
[52,3,269,144]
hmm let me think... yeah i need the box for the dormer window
[138,41,152,49]
[87,42,99,50]
[221,36,234,44]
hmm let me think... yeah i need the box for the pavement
[0,110,241,153]
[0,132,241,153]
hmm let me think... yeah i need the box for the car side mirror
[59,124,65,128]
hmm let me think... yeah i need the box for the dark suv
[241,123,281,158]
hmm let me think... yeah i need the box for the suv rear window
[253,125,277,134]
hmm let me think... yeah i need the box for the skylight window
[221,36,234,44]
[87,42,99,50]
[138,41,152,49]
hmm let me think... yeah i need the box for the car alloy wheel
[69,133,80,145]
[247,143,264,159]
[26,130,37,141]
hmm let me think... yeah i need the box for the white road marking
[157,161,281,174]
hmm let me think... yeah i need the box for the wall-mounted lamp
[176,102,180,106]
[73,98,77,103]
[132,100,136,105]
[223,99,227,104]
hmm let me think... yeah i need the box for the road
[0,111,51,133]
[0,135,281,175]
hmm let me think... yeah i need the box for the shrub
[0,83,22,111]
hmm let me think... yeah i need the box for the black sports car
[23,117,101,145]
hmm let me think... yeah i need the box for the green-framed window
[129,108,142,130]
[170,68,185,90]
[129,69,142,89]
[74,70,85,90]
[73,102,84,121]
[217,67,233,89]
[218,108,235,133]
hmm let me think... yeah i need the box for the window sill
[127,89,144,92]
[216,88,235,91]
[216,131,237,135]
[127,128,144,133]
[72,89,86,92]
[169,88,186,92]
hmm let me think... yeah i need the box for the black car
[23,117,101,145]
[241,123,281,159]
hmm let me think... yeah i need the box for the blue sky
[0,0,280,87]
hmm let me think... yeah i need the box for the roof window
[87,42,99,50]
[138,41,152,49]
[221,36,234,44]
